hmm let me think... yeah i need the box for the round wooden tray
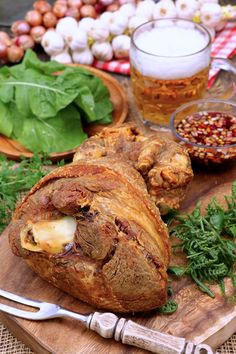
[0,65,128,162]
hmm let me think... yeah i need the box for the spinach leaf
[74,86,96,122]
[0,100,14,137]
[15,105,87,153]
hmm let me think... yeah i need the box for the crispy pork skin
[8,158,170,313]
[73,124,193,213]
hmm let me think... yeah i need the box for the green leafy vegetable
[0,49,113,153]
[0,154,59,233]
[158,300,178,314]
[167,181,236,298]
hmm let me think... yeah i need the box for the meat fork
[0,289,215,354]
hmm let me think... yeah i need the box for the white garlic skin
[119,0,136,4]
[78,17,95,34]
[128,15,149,33]
[112,34,130,59]
[109,12,129,36]
[99,11,113,26]
[56,17,78,43]
[153,0,177,20]
[91,42,113,61]
[51,50,72,64]
[119,3,136,18]
[135,0,155,20]
[68,28,88,51]
[200,2,223,28]
[88,20,110,42]
[175,0,199,20]
[72,48,94,65]
[42,30,65,56]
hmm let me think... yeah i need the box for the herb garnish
[0,154,59,233]
[167,181,236,298]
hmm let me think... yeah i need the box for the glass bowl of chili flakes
[170,98,236,165]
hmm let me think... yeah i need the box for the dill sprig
[167,181,236,298]
[0,154,61,234]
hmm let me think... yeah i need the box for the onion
[33,0,52,14]
[94,2,105,13]
[30,26,46,42]
[17,35,35,50]
[0,32,11,46]
[11,21,31,36]
[80,5,97,18]
[83,0,97,5]
[65,7,80,19]
[68,0,83,8]
[53,3,68,18]
[0,42,7,59]
[25,10,43,26]
[106,2,120,11]
[7,45,24,63]
[43,12,58,28]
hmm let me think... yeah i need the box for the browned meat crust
[73,124,193,213]
[8,158,170,313]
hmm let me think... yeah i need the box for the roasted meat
[73,124,193,213]
[8,158,170,313]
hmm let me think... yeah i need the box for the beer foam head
[130,20,211,80]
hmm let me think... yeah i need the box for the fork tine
[0,289,42,308]
[0,303,46,320]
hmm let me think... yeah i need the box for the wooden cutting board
[0,162,236,354]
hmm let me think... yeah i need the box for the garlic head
[119,3,136,18]
[51,50,72,64]
[153,0,177,20]
[99,11,113,26]
[128,15,149,34]
[175,0,199,19]
[109,12,129,36]
[91,42,113,61]
[78,17,95,33]
[88,20,110,42]
[42,30,65,56]
[135,0,155,20]
[112,34,130,59]
[56,17,78,43]
[200,2,223,28]
[72,48,94,65]
[68,28,88,51]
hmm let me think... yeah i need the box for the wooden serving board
[0,163,236,354]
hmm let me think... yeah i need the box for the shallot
[25,10,43,26]
[11,21,31,36]
[7,45,24,63]
[43,12,58,28]
[33,0,52,14]
[30,26,46,42]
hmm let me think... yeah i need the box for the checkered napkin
[93,22,236,86]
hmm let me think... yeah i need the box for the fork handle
[88,312,187,354]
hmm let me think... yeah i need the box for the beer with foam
[130,19,211,127]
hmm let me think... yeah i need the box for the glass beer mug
[130,18,212,128]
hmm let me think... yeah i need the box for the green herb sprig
[167,181,236,298]
[0,154,57,233]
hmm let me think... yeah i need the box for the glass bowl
[170,98,236,165]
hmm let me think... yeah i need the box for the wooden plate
[0,65,128,162]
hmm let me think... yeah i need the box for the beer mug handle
[211,57,236,76]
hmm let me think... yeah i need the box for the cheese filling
[20,216,77,254]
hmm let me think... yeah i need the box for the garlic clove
[91,41,113,61]
[42,29,65,56]
[72,47,94,65]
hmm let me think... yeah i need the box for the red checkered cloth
[93,22,236,86]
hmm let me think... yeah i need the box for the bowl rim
[170,98,236,150]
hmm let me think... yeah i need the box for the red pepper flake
[175,111,236,164]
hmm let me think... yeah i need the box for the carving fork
[0,289,215,354]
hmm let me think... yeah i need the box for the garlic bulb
[72,48,94,65]
[42,30,65,56]
[135,0,155,20]
[128,16,149,33]
[91,42,113,61]
[56,17,78,42]
[199,0,219,5]
[153,0,177,20]
[109,12,128,36]
[112,34,130,59]
[200,2,222,28]
[119,3,136,18]
[119,0,136,4]
[78,17,95,33]
[99,11,113,26]
[88,20,110,42]
[51,50,72,64]
[68,28,88,51]
[175,0,199,20]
